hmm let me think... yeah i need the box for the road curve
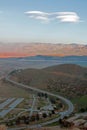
[5,70,74,129]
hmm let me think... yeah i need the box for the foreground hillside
[0,80,30,98]
[11,64,87,99]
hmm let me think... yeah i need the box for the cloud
[25,11,50,23]
[25,11,81,23]
[56,12,80,23]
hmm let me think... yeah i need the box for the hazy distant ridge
[0,43,87,58]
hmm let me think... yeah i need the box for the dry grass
[0,80,30,98]
[0,125,7,130]
[11,64,87,99]
[43,64,87,77]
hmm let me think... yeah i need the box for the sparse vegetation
[11,64,87,110]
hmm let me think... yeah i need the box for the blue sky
[0,0,87,44]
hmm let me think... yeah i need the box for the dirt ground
[25,126,80,130]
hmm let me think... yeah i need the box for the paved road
[29,95,37,118]
[0,98,15,109]
[5,70,74,129]
[0,98,24,117]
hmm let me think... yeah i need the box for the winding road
[5,70,74,130]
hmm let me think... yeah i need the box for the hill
[0,80,30,98]
[43,64,87,77]
[10,64,87,100]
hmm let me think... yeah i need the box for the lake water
[0,58,87,76]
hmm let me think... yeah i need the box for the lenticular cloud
[25,11,81,23]
[56,12,80,23]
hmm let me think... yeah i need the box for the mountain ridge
[0,43,87,58]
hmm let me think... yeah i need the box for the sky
[0,0,87,44]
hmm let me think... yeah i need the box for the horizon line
[0,54,87,59]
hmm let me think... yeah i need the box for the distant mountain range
[16,55,87,61]
[0,43,87,58]
[1,55,87,61]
